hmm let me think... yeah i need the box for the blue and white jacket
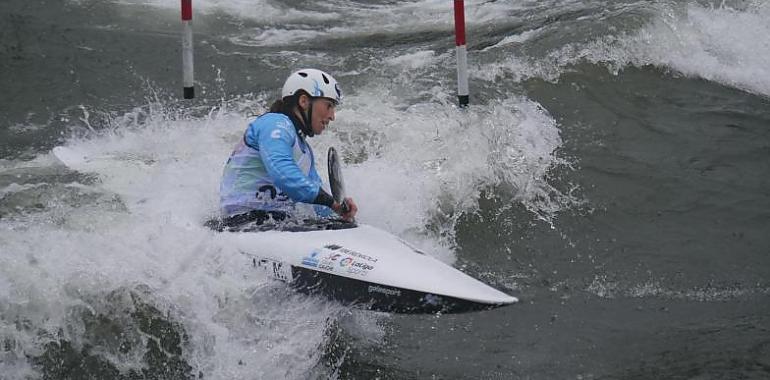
[219,113,331,217]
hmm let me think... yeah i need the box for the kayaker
[219,68,358,225]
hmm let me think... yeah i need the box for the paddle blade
[327,147,346,204]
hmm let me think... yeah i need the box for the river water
[1,0,769,379]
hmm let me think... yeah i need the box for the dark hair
[268,98,289,113]
[267,90,314,137]
[268,90,311,114]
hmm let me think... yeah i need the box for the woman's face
[310,98,336,135]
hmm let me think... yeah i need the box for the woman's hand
[332,197,358,221]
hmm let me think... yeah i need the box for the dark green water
[1,0,769,379]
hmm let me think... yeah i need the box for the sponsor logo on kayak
[301,250,320,267]
[352,261,373,271]
[335,256,374,276]
[309,250,338,272]
[368,285,401,297]
[324,244,378,263]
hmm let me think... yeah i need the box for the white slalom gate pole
[454,0,469,107]
[182,0,194,99]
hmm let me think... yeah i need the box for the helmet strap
[295,96,314,137]
[304,98,315,137]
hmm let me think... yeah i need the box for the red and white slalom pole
[454,0,469,107]
[181,0,194,99]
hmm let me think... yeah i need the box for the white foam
[313,89,570,256]
[384,50,440,71]
[99,0,520,47]
[482,28,543,52]
[0,101,359,378]
[477,2,770,97]
[227,28,329,47]
[111,0,340,24]
[1,57,569,379]
[589,2,770,96]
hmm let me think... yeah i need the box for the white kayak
[214,217,518,313]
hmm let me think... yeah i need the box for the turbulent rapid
[1,0,768,379]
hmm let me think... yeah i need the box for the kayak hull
[290,266,509,313]
[236,223,518,314]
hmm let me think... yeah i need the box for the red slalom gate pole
[454,0,469,107]
[182,0,194,99]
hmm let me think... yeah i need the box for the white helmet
[281,68,342,104]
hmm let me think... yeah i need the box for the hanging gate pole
[454,0,469,107]
[181,0,195,99]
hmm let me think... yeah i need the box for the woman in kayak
[219,68,357,226]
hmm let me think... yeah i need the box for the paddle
[327,147,350,214]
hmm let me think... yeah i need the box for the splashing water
[1,82,568,377]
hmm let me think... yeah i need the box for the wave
[97,0,520,47]
[110,0,340,24]
[477,2,770,97]
[588,2,770,97]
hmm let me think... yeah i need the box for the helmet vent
[298,72,308,77]
[321,74,330,84]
